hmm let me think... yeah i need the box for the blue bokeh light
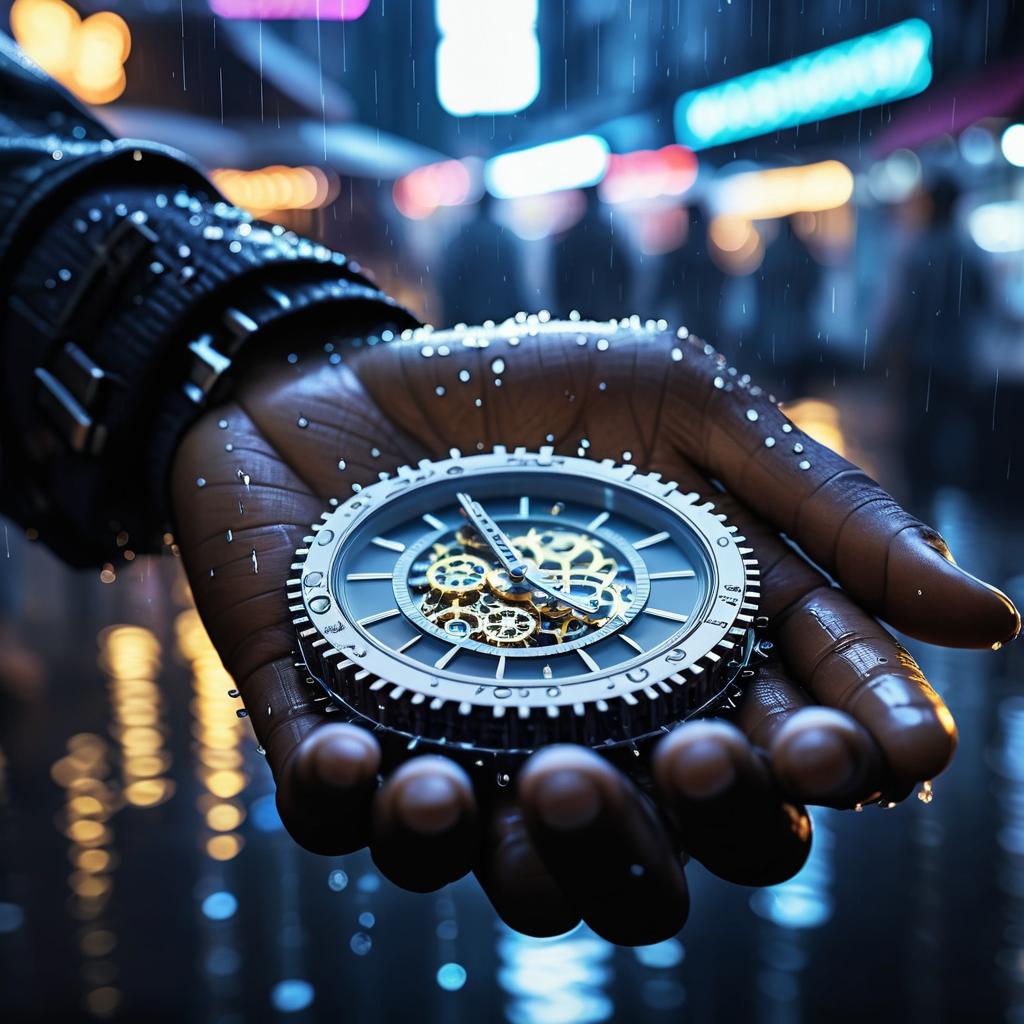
[201,891,238,922]
[437,962,467,992]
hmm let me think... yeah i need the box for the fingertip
[300,723,381,790]
[653,720,752,802]
[386,757,474,836]
[519,745,615,829]
[770,708,875,805]
[889,529,1021,648]
[872,700,958,787]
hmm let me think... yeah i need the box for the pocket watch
[291,447,760,781]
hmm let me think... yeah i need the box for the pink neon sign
[210,0,370,20]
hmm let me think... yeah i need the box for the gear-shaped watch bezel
[289,446,759,754]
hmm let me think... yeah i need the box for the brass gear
[425,552,490,596]
[481,605,538,646]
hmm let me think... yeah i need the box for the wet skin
[170,320,1019,945]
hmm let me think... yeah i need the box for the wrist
[1,179,415,567]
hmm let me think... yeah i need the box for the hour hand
[456,492,598,615]
[455,491,529,578]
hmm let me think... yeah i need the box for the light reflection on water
[497,923,614,1024]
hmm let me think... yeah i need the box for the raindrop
[622,451,633,462]
[327,870,348,892]
[297,416,309,429]
[490,358,505,375]
[251,550,259,574]
[798,461,811,471]
[196,477,206,488]
[746,410,759,422]
[370,447,381,458]
[435,386,446,397]
[224,443,233,452]
[226,530,233,543]
[358,912,375,929]
[350,933,372,956]
[713,377,725,389]
[596,339,610,352]
[237,469,251,489]
[218,419,229,429]
[458,370,471,383]
[338,460,347,471]
[764,437,776,448]
[792,443,804,453]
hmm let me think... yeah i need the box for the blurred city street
[2,1,1024,1020]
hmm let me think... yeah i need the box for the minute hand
[455,492,598,615]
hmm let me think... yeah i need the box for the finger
[371,756,479,893]
[667,337,1019,648]
[474,804,581,938]
[776,586,957,793]
[652,720,810,886]
[739,654,884,808]
[518,745,689,946]
[274,717,381,855]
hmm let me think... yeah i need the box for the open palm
[170,319,1018,945]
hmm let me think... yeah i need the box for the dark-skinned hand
[170,318,1019,946]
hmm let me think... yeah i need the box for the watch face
[292,448,759,770]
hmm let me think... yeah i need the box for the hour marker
[634,531,670,550]
[422,514,446,531]
[346,572,394,582]
[649,570,696,580]
[397,635,422,654]
[644,607,689,623]
[358,609,401,626]
[586,511,610,531]
[371,536,405,552]
[495,655,506,680]
[542,664,553,679]
[578,649,599,672]
[619,634,645,653]
[519,496,530,517]
[435,645,462,669]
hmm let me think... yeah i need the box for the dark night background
[2,1,1024,1020]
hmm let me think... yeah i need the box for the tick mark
[619,634,645,653]
[435,645,462,669]
[371,536,405,552]
[644,607,689,623]
[519,496,530,517]
[346,572,394,582]
[578,649,600,672]
[649,569,696,580]
[634,531,670,550]
[423,514,445,531]
[586,511,610,531]
[495,655,506,680]
[358,609,401,626]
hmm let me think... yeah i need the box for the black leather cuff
[1,181,417,567]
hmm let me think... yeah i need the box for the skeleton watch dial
[292,448,760,775]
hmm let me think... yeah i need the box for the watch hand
[455,491,529,578]
[456,492,598,615]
